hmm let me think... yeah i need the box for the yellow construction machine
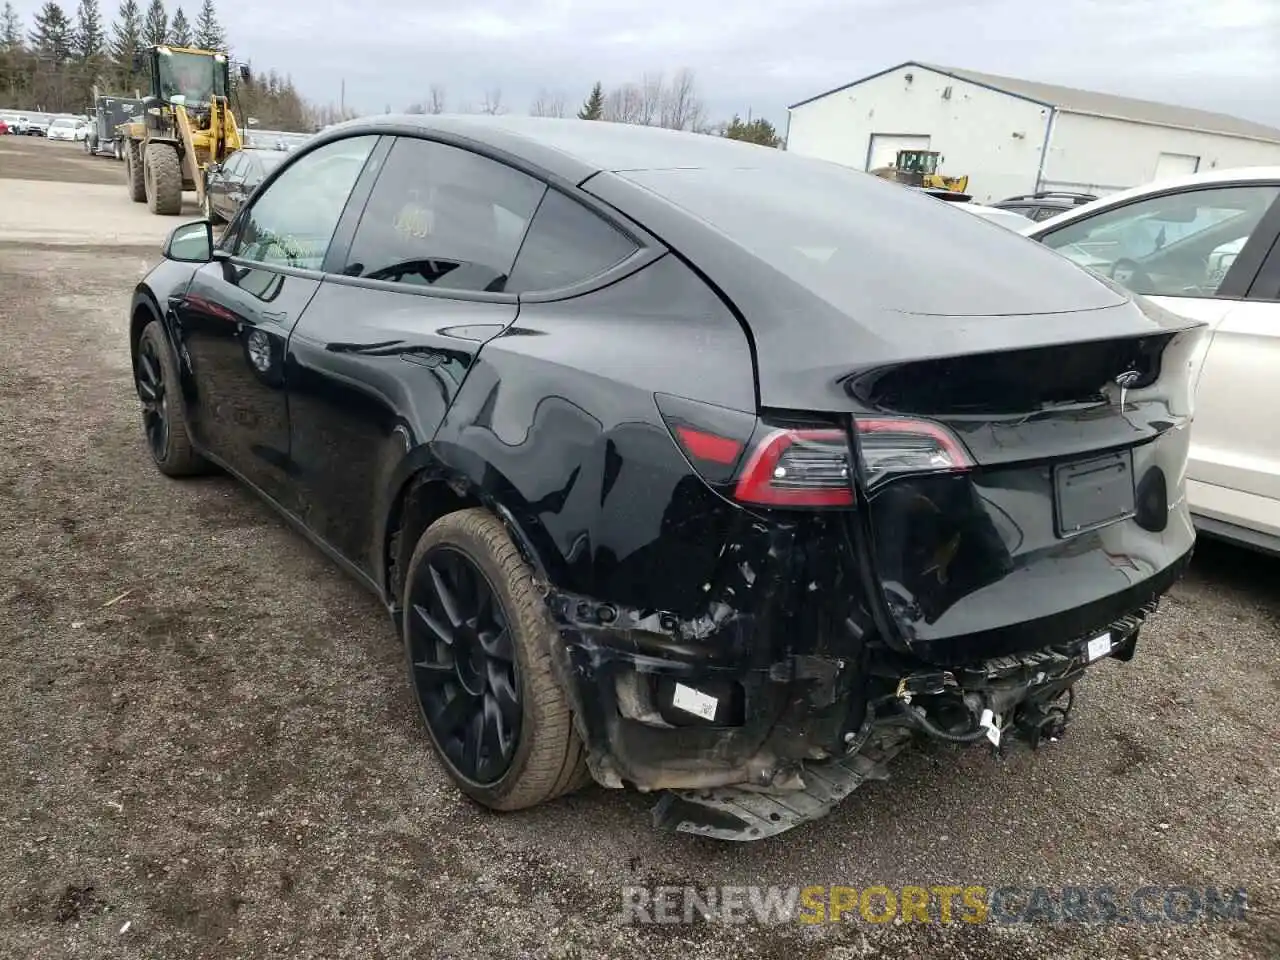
[871,149,970,194]
[118,44,248,215]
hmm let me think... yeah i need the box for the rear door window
[340,136,546,293]
[505,189,639,293]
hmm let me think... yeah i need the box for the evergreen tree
[1,2,22,50]
[29,2,73,61]
[109,0,143,88]
[723,114,781,147]
[73,0,103,59]
[142,0,166,45]
[577,81,604,121]
[192,0,224,50]
[168,5,191,45]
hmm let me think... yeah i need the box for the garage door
[866,134,931,171]
[1153,152,1200,181]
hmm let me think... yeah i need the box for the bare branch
[529,88,567,118]
[427,84,447,114]
[600,67,706,130]
[480,87,505,115]
[661,68,703,131]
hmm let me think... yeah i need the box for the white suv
[1025,167,1280,555]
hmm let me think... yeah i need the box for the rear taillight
[734,429,854,507]
[656,393,971,509]
[854,417,972,488]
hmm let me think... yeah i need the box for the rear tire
[126,142,145,202]
[135,320,209,477]
[404,508,590,811]
[144,142,183,215]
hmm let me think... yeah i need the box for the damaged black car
[128,115,1203,840]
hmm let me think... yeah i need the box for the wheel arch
[128,285,164,376]
[380,444,560,617]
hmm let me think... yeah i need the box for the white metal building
[786,62,1280,203]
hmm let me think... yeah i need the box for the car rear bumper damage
[541,542,1192,840]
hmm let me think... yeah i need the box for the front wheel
[134,320,209,477]
[404,508,590,811]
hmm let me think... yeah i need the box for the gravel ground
[1,137,1278,959]
[0,132,125,184]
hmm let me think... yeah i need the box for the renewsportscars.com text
[620,884,1249,925]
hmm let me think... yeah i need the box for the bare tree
[660,68,704,131]
[427,83,447,114]
[529,88,567,118]
[404,102,425,114]
[603,82,643,124]
[639,72,663,126]
[480,87,504,115]
[599,68,706,130]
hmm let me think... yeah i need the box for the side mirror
[239,64,251,82]
[164,220,213,263]
[131,54,144,74]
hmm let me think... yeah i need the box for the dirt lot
[0,132,125,184]
[1,133,1278,959]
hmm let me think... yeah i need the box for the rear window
[618,165,1123,318]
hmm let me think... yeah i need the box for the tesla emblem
[1114,370,1141,409]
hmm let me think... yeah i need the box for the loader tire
[144,142,183,216]
[126,142,146,202]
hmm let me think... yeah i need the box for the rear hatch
[841,323,1202,664]
[594,163,1204,663]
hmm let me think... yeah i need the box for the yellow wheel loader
[870,150,970,194]
[118,44,248,216]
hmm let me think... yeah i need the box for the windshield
[50,119,76,129]
[156,49,226,104]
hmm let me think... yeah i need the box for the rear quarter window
[506,190,639,294]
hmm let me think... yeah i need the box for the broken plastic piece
[979,708,1001,746]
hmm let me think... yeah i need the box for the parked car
[201,147,288,222]
[2,113,30,135]
[995,191,1098,221]
[45,116,86,141]
[955,202,1036,231]
[1024,167,1280,556]
[25,114,50,136]
[0,119,8,136]
[128,116,1201,839]
[242,128,309,152]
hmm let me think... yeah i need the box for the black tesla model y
[128,115,1203,840]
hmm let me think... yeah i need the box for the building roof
[789,61,1280,143]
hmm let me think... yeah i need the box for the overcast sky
[16,0,1280,128]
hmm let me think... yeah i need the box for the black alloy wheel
[136,333,169,460]
[134,321,207,477]
[407,545,522,785]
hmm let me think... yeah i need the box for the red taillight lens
[674,425,744,466]
[734,429,854,507]
[855,417,972,487]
